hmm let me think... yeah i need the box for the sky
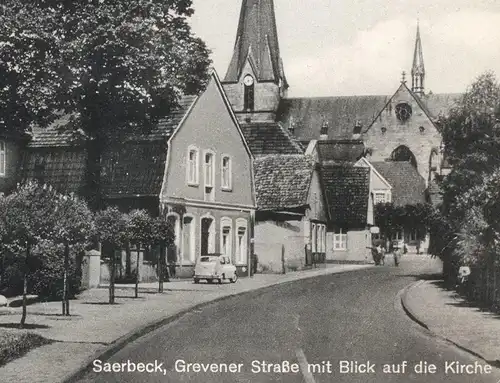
[189,0,500,97]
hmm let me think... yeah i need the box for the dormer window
[243,75,254,111]
[0,141,6,177]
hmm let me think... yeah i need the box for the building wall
[163,204,252,278]
[254,218,306,273]
[162,76,254,209]
[0,139,22,194]
[326,229,372,263]
[222,59,280,123]
[364,85,442,185]
[305,168,328,223]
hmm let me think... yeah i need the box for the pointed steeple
[411,21,425,96]
[224,0,287,88]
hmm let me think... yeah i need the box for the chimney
[320,121,329,140]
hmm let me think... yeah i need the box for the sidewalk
[402,279,500,365]
[0,263,370,383]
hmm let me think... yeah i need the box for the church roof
[254,154,315,211]
[277,96,389,141]
[320,164,370,228]
[371,161,427,206]
[224,0,285,85]
[316,140,365,164]
[240,122,303,155]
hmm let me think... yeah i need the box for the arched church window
[243,75,254,111]
[395,103,412,122]
[390,145,418,169]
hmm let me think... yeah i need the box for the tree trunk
[84,134,103,212]
[125,243,132,279]
[281,245,286,274]
[109,247,115,304]
[135,244,140,298]
[158,244,163,293]
[62,242,70,315]
[20,246,29,328]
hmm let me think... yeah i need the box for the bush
[0,330,52,367]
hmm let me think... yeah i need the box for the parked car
[193,253,238,284]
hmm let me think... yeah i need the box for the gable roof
[254,154,315,211]
[277,96,389,141]
[371,161,427,206]
[316,140,365,164]
[320,165,370,228]
[224,0,285,85]
[240,122,303,155]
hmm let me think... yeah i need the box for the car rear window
[200,257,213,262]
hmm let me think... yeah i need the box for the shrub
[0,330,52,367]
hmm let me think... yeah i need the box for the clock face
[243,75,254,86]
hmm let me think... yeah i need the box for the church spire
[224,0,287,88]
[411,21,425,97]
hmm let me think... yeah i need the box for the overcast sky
[189,0,500,97]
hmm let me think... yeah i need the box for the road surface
[78,255,500,382]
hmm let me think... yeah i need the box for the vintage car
[193,253,238,284]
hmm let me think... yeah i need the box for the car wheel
[194,278,199,284]
[230,274,238,283]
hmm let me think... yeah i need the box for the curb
[62,265,372,383]
[400,280,500,369]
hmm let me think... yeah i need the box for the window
[186,147,199,185]
[204,151,215,201]
[311,223,317,252]
[235,219,248,265]
[374,192,386,204]
[395,102,412,122]
[333,228,347,250]
[0,141,5,176]
[221,155,232,190]
[221,218,232,257]
[410,229,419,242]
[183,216,196,263]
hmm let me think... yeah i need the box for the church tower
[222,0,288,123]
[411,21,425,97]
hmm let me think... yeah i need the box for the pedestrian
[393,245,401,267]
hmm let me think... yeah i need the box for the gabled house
[161,70,256,278]
[253,154,327,272]
[354,157,393,205]
[320,165,374,263]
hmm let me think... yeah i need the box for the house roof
[23,96,197,197]
[27,96,197,147]
[371,161,427,206]
[101,140,168,198]
[240,122,303,155]
[316,140,365,164]
[20,148,87,195]
[320,165,370,228]
[254,154,315,211]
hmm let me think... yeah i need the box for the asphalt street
[78,255,500,383]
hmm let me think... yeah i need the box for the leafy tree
[95,207,128,304]
[0,182,59,327]
[52,194,94,315]
[126,209,153,298]
[150,216,175,292]
[0,1,66,135]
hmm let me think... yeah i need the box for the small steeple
[224,0,287,89]
[411,21,425,97]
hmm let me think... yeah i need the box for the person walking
[393,245,402,267]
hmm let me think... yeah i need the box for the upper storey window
[243,75,255,111]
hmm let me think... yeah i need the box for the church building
[222,0,458,189]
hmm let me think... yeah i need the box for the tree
[150,216,175,292]
[95,207,128,304]
[0,1,67,136]
[0,182,59,327]
[54,0,211,209]
[52,194,94,315]
[126,210,153,298]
